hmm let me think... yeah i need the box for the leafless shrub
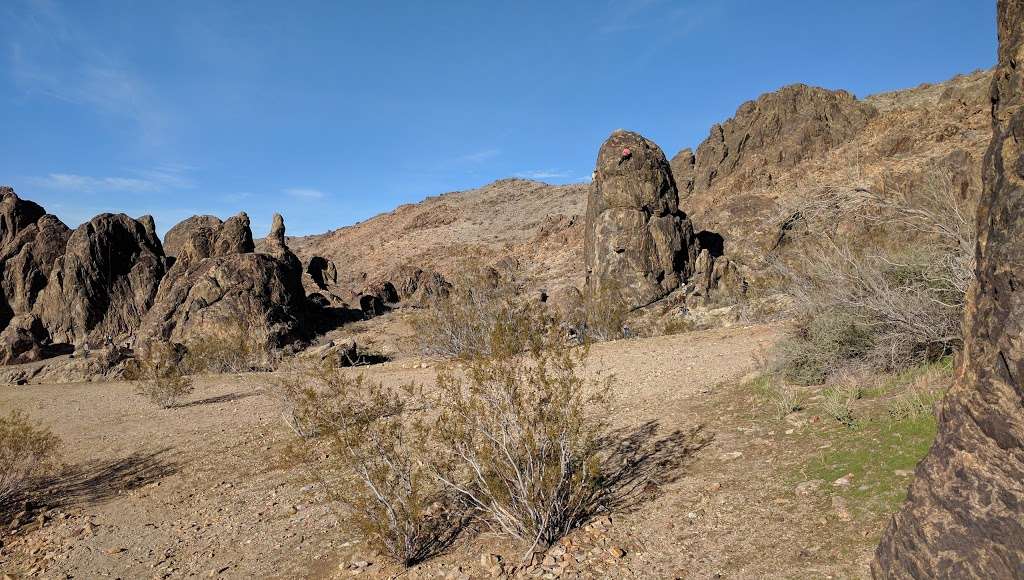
[129,342,194,408]
[771,170,974,381]
[184,304,274,373]
[0,410,61,507]
[431,342,613,554]
[413,261,537,359]
[560,280,629,344]
[282,362,455,566]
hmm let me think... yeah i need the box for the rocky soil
[0,324,920,579]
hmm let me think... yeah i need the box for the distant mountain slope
[289,69,993,301]
[286,179,588,299]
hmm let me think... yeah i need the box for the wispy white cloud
[6,1,172,146]
[27,164,195,193]
[283,188,327,200]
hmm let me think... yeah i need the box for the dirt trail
[0,323,886,580]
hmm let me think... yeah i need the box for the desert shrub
[130,341,194,408]
[183,306,274,374]
[281,362,453,565]
[0,410,61,506]
[413,262,536,359]
[577,282,629,343]
[772,170,974,381]
[431,341,612,552]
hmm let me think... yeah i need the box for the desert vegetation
[0,410,60,509]
[279,281,625,567]
[769,170,973,385]
[127,341,195,409]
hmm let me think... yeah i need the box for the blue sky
[1,0,996,238]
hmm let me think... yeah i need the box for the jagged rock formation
[36,213,165,348]
[873,1,1024,576]
[0,188,71,331]
[139,213,306,350]
[585,130,697,310]
[683,85,877,199]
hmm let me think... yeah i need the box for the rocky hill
[290,69,993,304]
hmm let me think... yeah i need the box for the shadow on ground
[2,448,179,526]
[177,391,258,408]
[599,420,714,513]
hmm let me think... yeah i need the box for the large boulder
[0,188,70,330]
[584,130,697,310]
[139,213,306,350]
[0,314,48,365]
[873,2,1024,577]
[36,213,165,348]
[162,215,223,258]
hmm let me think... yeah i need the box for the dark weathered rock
[584,130,697,310]
[684,85,876,197]
[389,265,450,304]
[873,2,1024,577]
[0,188,71,331]
[0,314,47,365]
[162,215,223,258]
[36,213,165,348]
[306,256,338,290]
[139,214,306,349]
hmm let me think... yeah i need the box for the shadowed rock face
[0,188,71,331]
[36,213,165,348]
[873,2,1024,577]
[585,130,697,310]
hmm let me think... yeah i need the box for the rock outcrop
[162,215,223,258]
[0,188,71,331]
[585,130,697,310]
[873,2,1024,576]
[139,213,306,350]
[36,213,166,348]
[683,85,877,199]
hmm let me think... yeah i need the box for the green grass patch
[801,413,937,518]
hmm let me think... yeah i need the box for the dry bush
[413,262,531,359]
[0,410,61,506]
[771,170,974,381]
[431,342,612,553]
[130,341,194,408]
[184,305,274,374]
[280,362,454,566]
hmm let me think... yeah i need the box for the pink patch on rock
[622,147,632,157]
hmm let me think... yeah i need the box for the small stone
[795,480,824,497]
[894,469,913,477]
[719,451,743,461]
[608,546,626,559]
[833,474,854,488]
